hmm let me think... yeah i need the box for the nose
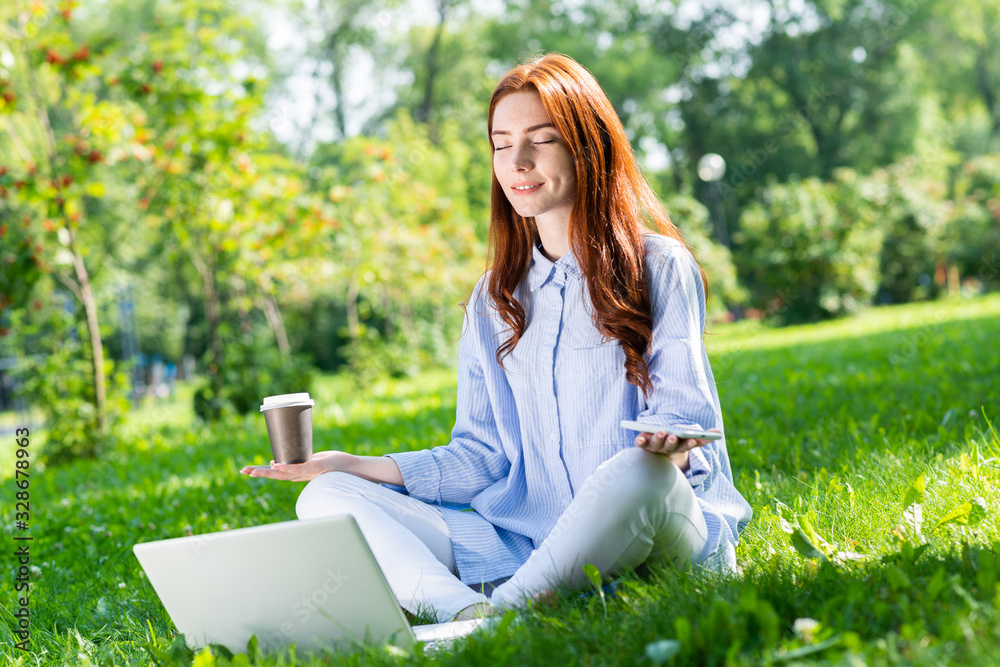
[510,142,533,171]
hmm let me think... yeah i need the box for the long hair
[485,53,706,396]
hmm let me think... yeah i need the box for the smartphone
[620,420,723,441]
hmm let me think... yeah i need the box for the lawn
[2,294,999,666]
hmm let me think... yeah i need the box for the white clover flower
[793,617,820,643]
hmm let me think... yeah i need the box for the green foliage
[193,332,314,420]
[0,186,45,318]
[663,194,747,316]
[734,170,884,322]
[8,288,129,463]
[946,154,1000,291]
[870,160,952,304]
[2,296,999,665]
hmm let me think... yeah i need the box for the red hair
[485,53,705,395]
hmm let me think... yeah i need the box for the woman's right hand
[239,450,354,482]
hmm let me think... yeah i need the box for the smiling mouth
[512,183,542,192]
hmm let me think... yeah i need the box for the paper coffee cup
[260,393,315,464]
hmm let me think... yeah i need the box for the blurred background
[1,0,997,463]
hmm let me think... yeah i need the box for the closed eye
[494,145,511,152]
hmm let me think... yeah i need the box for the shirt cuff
[685,446,710,488]
[384,450,442,503]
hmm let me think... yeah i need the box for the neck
[535,214,570,261]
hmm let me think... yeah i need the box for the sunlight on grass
[3,295,1000,665]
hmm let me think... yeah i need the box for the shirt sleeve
[635,240,721,437]
[385,281,511,505]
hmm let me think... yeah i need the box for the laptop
[132,515,484,656]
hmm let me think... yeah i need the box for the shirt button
[549,432,558,441]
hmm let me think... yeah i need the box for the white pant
[295,448,708,622]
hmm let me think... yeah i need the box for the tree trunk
[416,0,449,130]
[262,294,291,355]
[191,252,224,420]
[974,46,1000,136]
[346,280,360,338]
[383,292,395,338]
[68,228,107,435]
[234,277,252,334]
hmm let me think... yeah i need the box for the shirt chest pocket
[557,336,626,377]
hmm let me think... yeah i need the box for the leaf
[797,512,831,554]
[85,181,106,198]
[933,502,973,532]
[645,639,682,664]
[791,527,828,561]
[582,563,602,590]
[969,497,988,525]
[886,564,912,590]
[192,646,216,667]
[774,634,842,661]
[901,474,926,510]
[832,551,870,564]
[934,497,989,532]
[495,609,518,634]
[775,500,796,534]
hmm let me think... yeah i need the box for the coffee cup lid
[260,393,315,411]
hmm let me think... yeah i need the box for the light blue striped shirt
[387,234,752,584]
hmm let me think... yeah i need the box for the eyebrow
[490,122,555,136]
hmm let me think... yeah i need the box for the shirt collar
[527,242,583,291]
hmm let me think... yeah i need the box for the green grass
[2,294,999,666]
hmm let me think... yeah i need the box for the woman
[241,53,752,623]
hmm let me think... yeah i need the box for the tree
[733,170,884,322]
[0,0,146,439]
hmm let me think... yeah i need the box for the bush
[664,194,748,317]
[870,159,951,304]
[9,290,129,463]
[733,170,884,323]
[945,155,1000,291]
[193,331,314,420]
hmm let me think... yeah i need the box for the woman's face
[491,90,577,230]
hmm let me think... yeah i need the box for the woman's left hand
[634,429,718,472]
